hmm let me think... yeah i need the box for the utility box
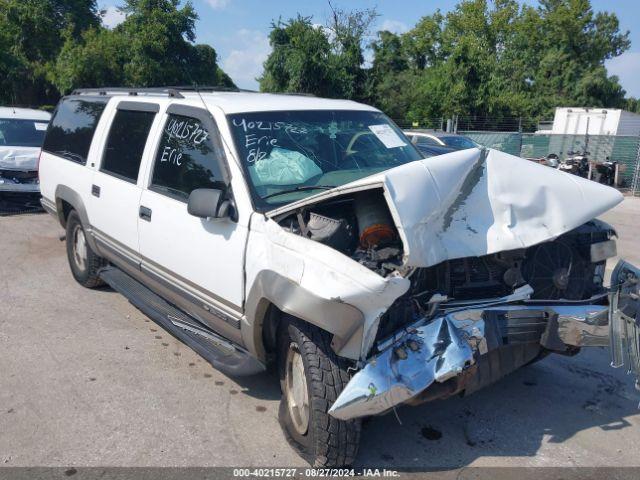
[549,107,640,136]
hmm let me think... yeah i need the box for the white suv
[39,87,640,467]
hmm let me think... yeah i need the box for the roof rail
[279,92,316,97]
[71,85,251,99]
[70,86,317,99]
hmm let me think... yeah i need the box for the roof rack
[70,86,315,99]
[71,85,256,99]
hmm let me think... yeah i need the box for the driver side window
[150,113,226,201]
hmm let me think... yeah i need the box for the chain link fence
[462,132,640,195]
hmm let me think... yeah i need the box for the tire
[277,317,361,467]
[65,210,105,288]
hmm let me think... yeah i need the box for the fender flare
[242,270,365,362]
[54,185,100,253]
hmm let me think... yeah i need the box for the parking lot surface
[1,198,639,469]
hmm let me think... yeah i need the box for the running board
[99,266,264,376]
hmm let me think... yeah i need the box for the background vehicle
[404,130,480,151]
[405,138,456,158]
[559,150,590,177]
[525,153,559,168]
[594,158,618,185]
[0,107,50,196]
[38,88,640,468]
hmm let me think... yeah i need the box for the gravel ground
[0,197,638,469]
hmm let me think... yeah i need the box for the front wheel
[278,317,361,467]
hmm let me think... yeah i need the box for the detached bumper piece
[609,261,640,388]
[329,301,613,421]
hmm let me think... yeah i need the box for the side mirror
[187,188,236,221]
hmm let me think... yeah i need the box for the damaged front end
[266,148,639,420]
[0,149,41,194]
[329,263,640,420]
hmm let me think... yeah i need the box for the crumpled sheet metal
[0,147,40,170]
[328,316,476,420]
[381,148,624,268]
[329,303,611,421]
[266,147,623,270]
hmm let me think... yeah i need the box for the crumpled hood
[382,148,623,268]
[0,147,40,170]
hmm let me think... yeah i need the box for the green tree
[259,5,377,100]
[0,0,100,104]
[259,15,334,96]
[367,0,631,125]
[325,1,378,99]
[50,0,234,94]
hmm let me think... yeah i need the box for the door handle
[91,184,101,197]
[139,206,152,221]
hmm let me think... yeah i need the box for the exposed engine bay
[276,189,617,341]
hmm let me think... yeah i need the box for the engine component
[353,191,396,248]
[521,241,590,300]
[305,212,355,252]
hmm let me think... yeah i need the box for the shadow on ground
[352,347,637,468]
[0,193,44,216]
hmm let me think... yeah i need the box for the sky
[99,0,640,97]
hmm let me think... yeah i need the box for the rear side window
[43,98,108,164]
[101,109,156,182]
[150,113,226,201]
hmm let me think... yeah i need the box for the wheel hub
[553,268,570,290]
[285,343,309,435]
[73,225,87,271]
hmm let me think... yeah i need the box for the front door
[137,105,247,344]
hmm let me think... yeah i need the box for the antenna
[192,84,244,173]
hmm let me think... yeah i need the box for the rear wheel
[65,210,105,288]
[277,317,361,467]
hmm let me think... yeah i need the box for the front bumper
[0,182,40,193]
[0,171,40,193]
[329,260,640,421]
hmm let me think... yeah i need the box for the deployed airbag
[249,147,322,187]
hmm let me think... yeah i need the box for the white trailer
[549,107,640,136]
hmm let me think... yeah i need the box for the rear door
[137,104,246,344]
[90,101,159,273]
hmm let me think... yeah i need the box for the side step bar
[99,266,264,376]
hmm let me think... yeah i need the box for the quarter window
[101,109,156,182]
[42,98,108,164]
[151,113,225,201]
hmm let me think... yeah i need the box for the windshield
[439,135,478,150]
[227,110,422,210]
[0,119,48,147]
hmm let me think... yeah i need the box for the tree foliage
[0,0,100,104]
[0,0,234,105]
[260,0,632,123]
[258,4,378,99]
